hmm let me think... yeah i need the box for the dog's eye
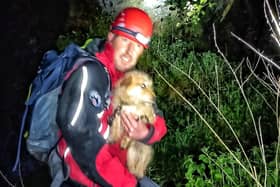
[140,83,146,89]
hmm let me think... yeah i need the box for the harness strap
[107,105,122,126]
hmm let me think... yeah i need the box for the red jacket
[56,41,167,187]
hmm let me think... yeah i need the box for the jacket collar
[95,42,124,88]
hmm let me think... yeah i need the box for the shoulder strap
[12,105,29,172]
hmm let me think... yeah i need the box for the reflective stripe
[135,32,150,46]
[64,147,70,158]
[97,110,104,119]
[103,126,110,140]
[112,26,150,45]
[71,66,88,126]
[98,123,102,132]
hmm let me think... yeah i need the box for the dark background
[1,1,69,186]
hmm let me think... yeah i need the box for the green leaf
[214,173,223,180]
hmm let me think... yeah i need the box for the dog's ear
[120,75,132,87]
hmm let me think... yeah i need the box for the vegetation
[140,1,280,186]
[4,0,279,187]
[54,0,280,186]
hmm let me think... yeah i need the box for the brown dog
[108,70,156,178]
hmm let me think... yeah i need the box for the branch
[0,170,16,187]
[231,32,280,70]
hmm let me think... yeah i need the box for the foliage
[56,9,112,51]
[97,0,142,16]
[141,45,276,148]
[53,1,279,186]
[172,145,279,187]
[139,29,277,186]
[157,0,218,51]
[149,143,279,186]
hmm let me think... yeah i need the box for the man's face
[107,32,144,72]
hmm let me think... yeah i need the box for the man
[50,7,167,187]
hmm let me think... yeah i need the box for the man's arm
[57,61,139,187]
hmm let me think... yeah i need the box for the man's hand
[120,112,149,140]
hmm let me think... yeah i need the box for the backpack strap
[12,105,30,172]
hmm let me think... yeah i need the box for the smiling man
[50,7,167,187]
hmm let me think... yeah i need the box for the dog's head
[113,70,155,106]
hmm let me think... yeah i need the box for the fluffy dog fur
[108,70,156,178]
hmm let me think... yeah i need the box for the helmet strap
[111,26,150,46]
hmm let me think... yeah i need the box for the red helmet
[111,7,153,48]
